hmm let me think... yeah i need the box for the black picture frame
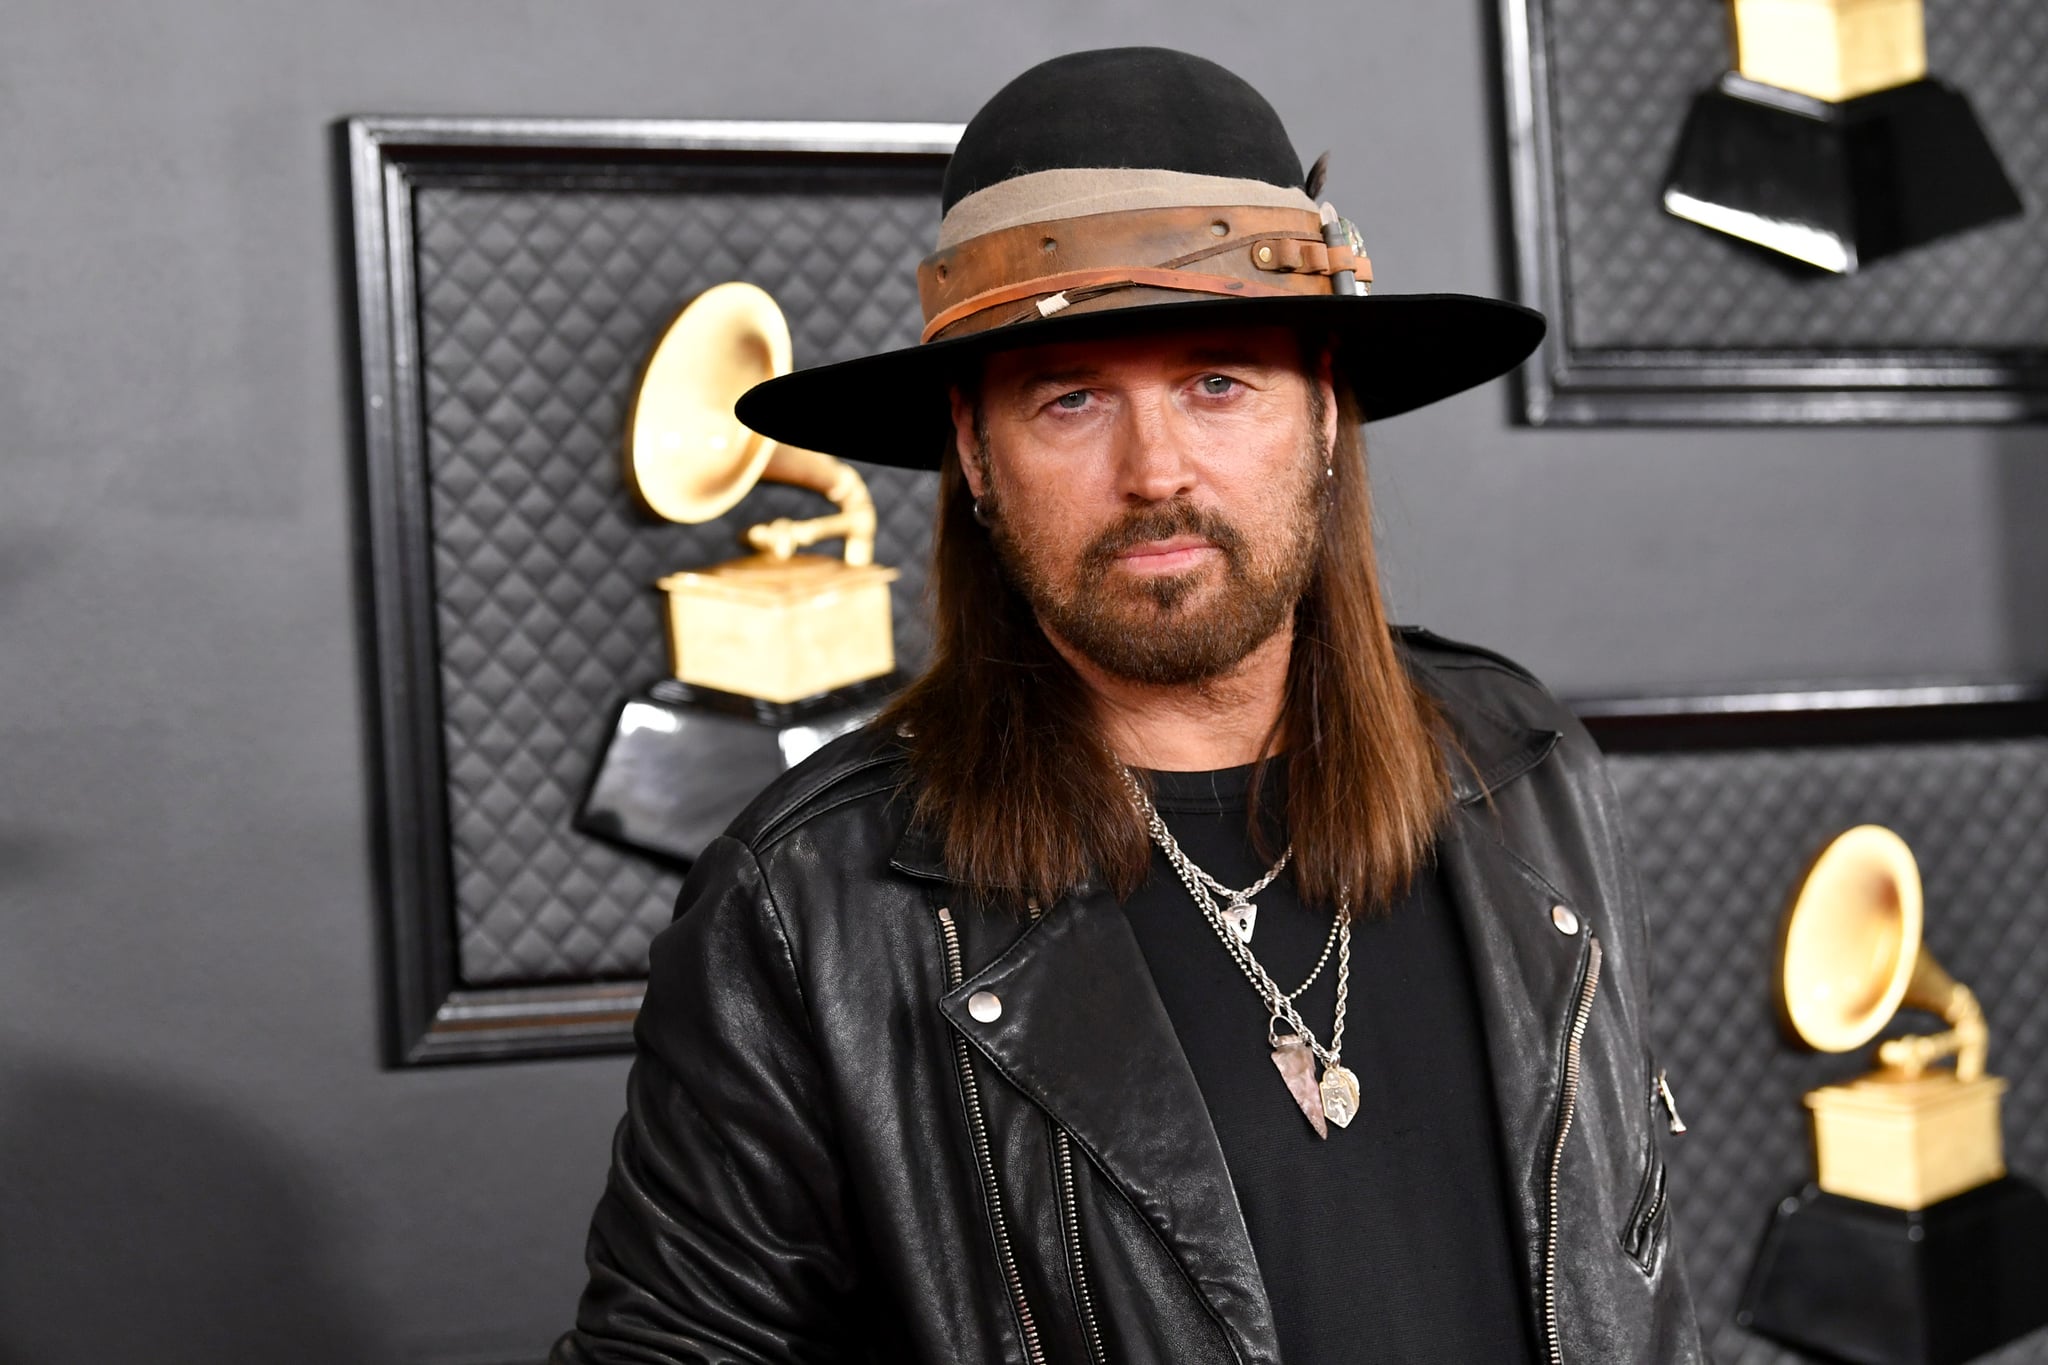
[1577,680,2048,752]
[340,116,958,1065]
[1495,0,2048,426]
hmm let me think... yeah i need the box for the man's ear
[948,384,988,499]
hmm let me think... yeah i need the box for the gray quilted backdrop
[413,173,941,987]
[1610,741,2048,1363]
[1545,0,2047,350]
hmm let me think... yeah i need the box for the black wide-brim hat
[736,47,1545,470]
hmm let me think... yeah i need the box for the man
[555,46,1703,1365]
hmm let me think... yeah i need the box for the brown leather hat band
[919,268,1302,344]
[917,204,1374,345]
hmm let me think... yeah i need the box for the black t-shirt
[1121,762,1537,1365]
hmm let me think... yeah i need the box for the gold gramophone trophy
[1661,0,2020,273]
[575,282,900,865]
[1740,825,2048,1365]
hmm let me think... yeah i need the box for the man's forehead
[979,323,1306,386]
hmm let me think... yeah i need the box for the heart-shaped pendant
[1319,1064,1361,1129]
[1223,901,1258,944]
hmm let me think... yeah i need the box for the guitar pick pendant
[1319,1064,1361,1129]
[1271,1039,1328,1139]
[1222,900,1257,944]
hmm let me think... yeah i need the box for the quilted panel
[1609,742,2048,1363]
[1543,0,2048,350]
[413,172,942,986]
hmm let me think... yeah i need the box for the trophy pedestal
[1662,73,2022,273]
[1739,1177,2048,1365]
[575,675,896,867]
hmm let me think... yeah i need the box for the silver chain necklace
[1124,771,1361,1137]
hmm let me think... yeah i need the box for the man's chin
[1069,637,1260,688]
[1053,606,1284,683]
[1096,567,1220,614]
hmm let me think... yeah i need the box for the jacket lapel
[1429,683,1594,1316]
[1437,808,1592,1296]
[936,885,1280,1365]
[890,825,1278,1364]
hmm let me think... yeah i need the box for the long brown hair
[875,377,1451,917]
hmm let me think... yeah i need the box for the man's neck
[1047,623,1293,772]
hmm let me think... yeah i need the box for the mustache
[1079,500,1247,575]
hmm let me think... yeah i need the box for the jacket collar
[1441,687,1560,806]
[889,692,1574,1360]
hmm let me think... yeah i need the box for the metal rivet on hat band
[968,991,1003,1022]
[1551,904,1581,935]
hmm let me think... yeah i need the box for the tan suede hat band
[934,166,1321,246]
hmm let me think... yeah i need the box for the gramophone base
[659,555,899,704]
[575,675,896,867]
[1738,1176,2048,1365]
[1809,1073,2007,1210]
[1661,73,2022,273]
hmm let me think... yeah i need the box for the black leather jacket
[553,629,1706,1364]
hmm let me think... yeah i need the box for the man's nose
[1111,396,1198,503]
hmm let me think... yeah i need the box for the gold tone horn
[1777,825,1987,1081]
[623,282,898,704]
[625,281,876,565]
[1776,825,2005,1209]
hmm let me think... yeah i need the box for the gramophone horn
[624,281,791,526]
[1776,824,1925,1054]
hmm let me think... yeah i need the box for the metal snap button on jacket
[968,991,1003,1022]
[1551,904,1581,935]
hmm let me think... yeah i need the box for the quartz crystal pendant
[1222,900,1257,944]
[1271,1039,1328,1139]
[1319,1064,1361,1129]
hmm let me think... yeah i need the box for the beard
[981,429,1328,687]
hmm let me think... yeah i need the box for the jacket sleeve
[551,835,862,1365]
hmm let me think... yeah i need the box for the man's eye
[1198,374,1238,395]
[1052,390,1091,410]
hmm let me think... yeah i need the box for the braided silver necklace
[1125,771,1361,1137]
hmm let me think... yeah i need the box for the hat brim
[734,292,1545,470]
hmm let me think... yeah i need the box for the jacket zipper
[1543,935,1602,1365]
[1640,1163,1667,1242]
[937,907,1046,1365]
[1655,1068,1688,1135]
[1054,1128,1109,1365]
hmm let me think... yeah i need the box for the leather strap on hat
[918,204,1374,344]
